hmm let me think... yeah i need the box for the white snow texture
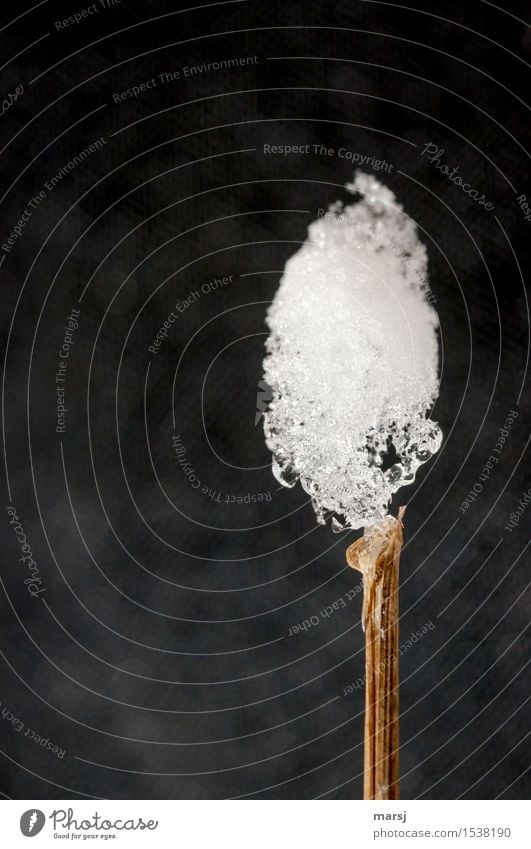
[263,171,442,531]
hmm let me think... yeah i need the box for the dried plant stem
[346,506,405,800]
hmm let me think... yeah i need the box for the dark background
[0,0,529,799]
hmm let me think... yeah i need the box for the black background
[0,0,529,800]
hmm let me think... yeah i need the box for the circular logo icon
[20,810,45,837]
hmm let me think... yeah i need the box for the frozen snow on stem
[263,171,442,530]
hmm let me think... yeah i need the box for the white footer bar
[1,799,527,848]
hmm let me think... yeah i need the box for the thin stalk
[346,506,405,800]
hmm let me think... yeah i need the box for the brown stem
[346,506,405,800]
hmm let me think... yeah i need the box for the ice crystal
[263,172,442,530]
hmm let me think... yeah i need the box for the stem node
[346,506,405,800]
